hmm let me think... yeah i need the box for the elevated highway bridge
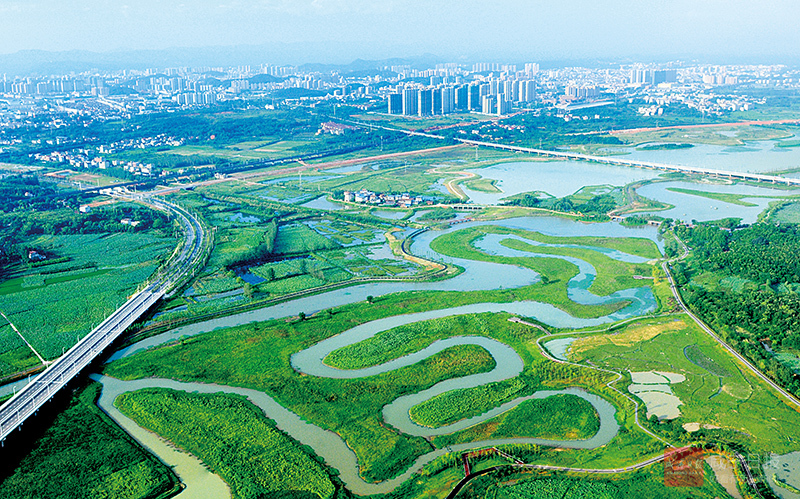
[457,138,800,186]
[0,199,206,443]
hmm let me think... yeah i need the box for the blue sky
[0,0,798,61]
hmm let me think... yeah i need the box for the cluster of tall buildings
[386,78,536,117]
[702,74,739,85]
[629,68,678,85]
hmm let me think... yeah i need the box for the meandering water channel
[84,217,660,495]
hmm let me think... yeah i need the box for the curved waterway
[108,217,660,363]
[90,216,659,494]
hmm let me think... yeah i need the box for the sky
[0,0,798,63]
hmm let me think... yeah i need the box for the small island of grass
[637,143,694,151]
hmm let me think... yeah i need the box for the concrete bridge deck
[457,138,800,186]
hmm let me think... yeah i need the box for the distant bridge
[457,138,800,186]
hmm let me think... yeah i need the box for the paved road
[0,199,206,443]
[661,237,800,413]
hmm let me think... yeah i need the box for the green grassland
[665,187,759,206]
[0,383,178,499]
[0,233,174,366]
[423,393,600,442]
[464,176,502,193]
[116,388,338,499]
[104,302,503,482]
[429,225,658,317]
[459,466,736,499]
[570,315,800,455]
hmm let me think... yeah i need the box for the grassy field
[429,225,658,317]
[428,393,600,444]
[460,465,736,499]
[0,233,174,366]
[665,187,759,207]
[464,176,502,193]
[571,315,800,455]
[104,302,505,482]
[116,388,338,499]
[0,383,178,499]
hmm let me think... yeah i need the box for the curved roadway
[0,199,206,443]
[662,235,800,412]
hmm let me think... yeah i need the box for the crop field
[0,383,178,499]
[570,315,800,454]
[0,233,174,364]
[116,388,338,499]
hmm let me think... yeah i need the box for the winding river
[86,216,660,495]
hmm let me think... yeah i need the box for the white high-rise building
[440,86,455,114]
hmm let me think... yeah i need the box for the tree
[366,295,374,304]
[298,312,306,321]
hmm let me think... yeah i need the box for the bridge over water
[0,199,206,443]
[457,139,800,186]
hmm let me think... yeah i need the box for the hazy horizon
[0,0,798,64]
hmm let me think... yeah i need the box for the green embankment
[0,383,178,499]
[116,388,338,499]
[464,177,502,193]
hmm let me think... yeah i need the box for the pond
[299,196,345,211]
[227,212,260,223]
